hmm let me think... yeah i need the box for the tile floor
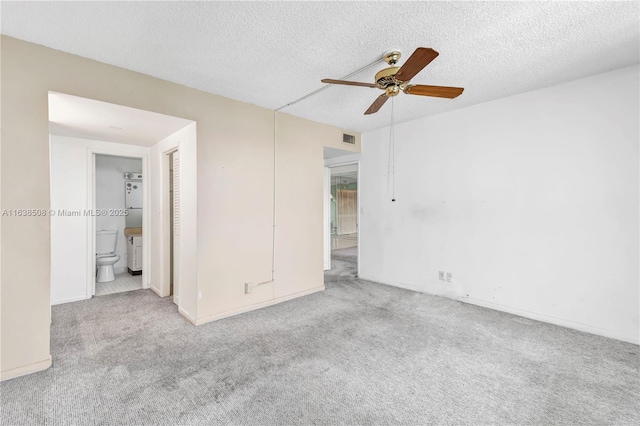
[95,272,142,296]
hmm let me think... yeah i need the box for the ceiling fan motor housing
[375,66,402,90]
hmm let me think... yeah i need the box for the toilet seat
[96,254,120,265]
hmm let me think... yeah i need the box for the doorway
[48,91,197,317]
[93,153,145,297]
[331,165,358,249]
[325,163,359,277]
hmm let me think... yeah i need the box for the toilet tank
[96,230,118,255]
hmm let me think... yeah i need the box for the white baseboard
[178,306,197,325]
[195,285,325,326]
[463,297,639,345]
[358,274,639,345]
[358,274,424,293]
[149,285,162,297]
[51,295,90,305]
[1,356,52,381]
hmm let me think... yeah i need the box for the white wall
[49,135,148,305]
[50,137,90,305]
[360,65,639,344]
[95,154,142,273]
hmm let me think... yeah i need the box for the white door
[172,151,180,305]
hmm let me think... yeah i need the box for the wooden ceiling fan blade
[364,94,389,115]
[321,79,377,88]
[394,48,439,82]
[405,84,464,99]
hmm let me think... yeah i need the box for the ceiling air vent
[342,133,355,145]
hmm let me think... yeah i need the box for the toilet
[96,230,120,283]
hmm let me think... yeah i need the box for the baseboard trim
[51,295,90,306]
[463,297,639,345]
[195,285,325,326]
[358,274,639,345]
[358,274,424,293]
[149,285,162,297]
[178,306,197,325]
[1,356,52,381]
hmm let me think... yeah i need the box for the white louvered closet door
[173,151,180,304]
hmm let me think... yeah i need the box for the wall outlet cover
[438,271,445,281]
[446,273,452,282]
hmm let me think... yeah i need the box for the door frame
[323,167,331,271]
[162,147,180,305]
[87,147,150,297]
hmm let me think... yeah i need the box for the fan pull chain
[387,97,396,202]
[387,103,392,196]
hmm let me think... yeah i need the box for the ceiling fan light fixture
[385,86,400,97]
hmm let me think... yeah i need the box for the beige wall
[0,36,360,378]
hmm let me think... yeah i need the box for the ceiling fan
[321,48,464,115]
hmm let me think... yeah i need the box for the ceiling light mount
[383,50,402,66]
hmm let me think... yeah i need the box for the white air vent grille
[342,133,355,145]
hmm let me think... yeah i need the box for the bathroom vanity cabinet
[126,234,142,275]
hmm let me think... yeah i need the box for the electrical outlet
[198,291,202,300]
[446,272,452,282]
[245,282,253,294]
[438,271,445,281]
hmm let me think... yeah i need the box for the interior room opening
[324,162,359,280]
[48,91,195,310]
[323,146,360,278]
[94,154,144,296]
[330,165,358,252]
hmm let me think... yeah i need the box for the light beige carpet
[2,251,638,425]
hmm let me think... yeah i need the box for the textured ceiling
[2,1,639,132]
